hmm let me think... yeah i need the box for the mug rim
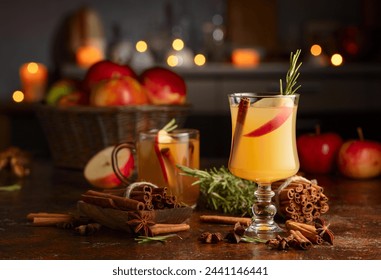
[140,128,199,138]
[228,92,300,98]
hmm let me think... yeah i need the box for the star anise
[225,222,246,243]
[127,211,155,237]
[266,234,291,250]
[315,217,334,245]
[199,232,223,244]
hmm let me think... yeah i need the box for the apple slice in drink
[154,119,178,185]
[244,97,294,137]
[84,146,134,188]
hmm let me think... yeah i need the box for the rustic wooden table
[1,159,380,260]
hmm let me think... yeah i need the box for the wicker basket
[36,104,191,169]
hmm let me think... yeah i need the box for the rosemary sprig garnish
[280,49,302,95]
[161,118,177,132]
[178,165,256,216]
[134,234,180,244]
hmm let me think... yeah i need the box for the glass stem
[251,183,279,232]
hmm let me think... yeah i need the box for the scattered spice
[75,223,102,236]
[0,146,30,178]
[225,222,246,243]
[199,232,224,244]
[266,234,295,250]
[315,218,334,245]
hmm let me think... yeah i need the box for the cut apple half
[84,146,134,189]
[244,97,294,137]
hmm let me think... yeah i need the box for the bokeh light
[331,53,343,66]
[194,54,206,66]
[12,90,24,102]
[172,39,184,51]
[136,40,148,53]
[167,55,179,67]
[310,44,322,56]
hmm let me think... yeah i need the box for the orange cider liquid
[229,104,299,183]
[137,131,200,207]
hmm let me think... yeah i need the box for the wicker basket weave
[36,104,191,169]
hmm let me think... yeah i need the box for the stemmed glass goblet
[228,93,300,237]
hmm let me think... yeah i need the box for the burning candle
[19,62,48,102]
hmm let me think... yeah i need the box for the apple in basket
[83,60,138,93]
[140,66,186,105]
[89,76,149,106]
[45,79,87,106]
[84,146,134,188]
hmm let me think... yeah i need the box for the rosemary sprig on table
[135,234,180,244]
[280,49,302,95]
[178,165,256,216]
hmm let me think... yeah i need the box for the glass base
[245,221,284,240]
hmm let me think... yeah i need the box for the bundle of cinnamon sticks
[272,176,329,223]
[83,184,180,211]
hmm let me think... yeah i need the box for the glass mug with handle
[112,128,200,208]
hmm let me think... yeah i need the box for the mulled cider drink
[229,96,299,183]
[137,128,200,207]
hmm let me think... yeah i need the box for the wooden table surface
[1,158,381,260]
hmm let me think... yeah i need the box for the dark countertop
[1,158,381,260]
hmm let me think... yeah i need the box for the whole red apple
[89,76,148,106]
[297,127,343,174]
[140,66,186,105]
[83,60,137,93]
[338,129,381,179]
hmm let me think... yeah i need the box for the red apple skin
[244,107,293,137]
[297,133,343,174]
[140,66,186,105]
[89,154,134,188]
[89,76,149,106]
[83,60,137,93]
[338,140,381,179]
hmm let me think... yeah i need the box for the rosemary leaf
[135,234,179,244]
[178,165,256,216]
[280,49,302,95]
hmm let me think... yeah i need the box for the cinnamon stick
[31,216,74,227]
[26,212,73,222]
[149,223,190,236]
[82,190,145,210]
[289,229,313,250]
[200,215,252,227]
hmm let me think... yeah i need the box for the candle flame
[27,62,39,74]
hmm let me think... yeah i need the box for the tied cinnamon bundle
[272,176,329,223]
[84,184,181,211]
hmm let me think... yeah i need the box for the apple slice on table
[154,119,178,185]
[84,146,134,188]
[244,97,294,137]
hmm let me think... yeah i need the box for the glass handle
[111,142,136,187]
